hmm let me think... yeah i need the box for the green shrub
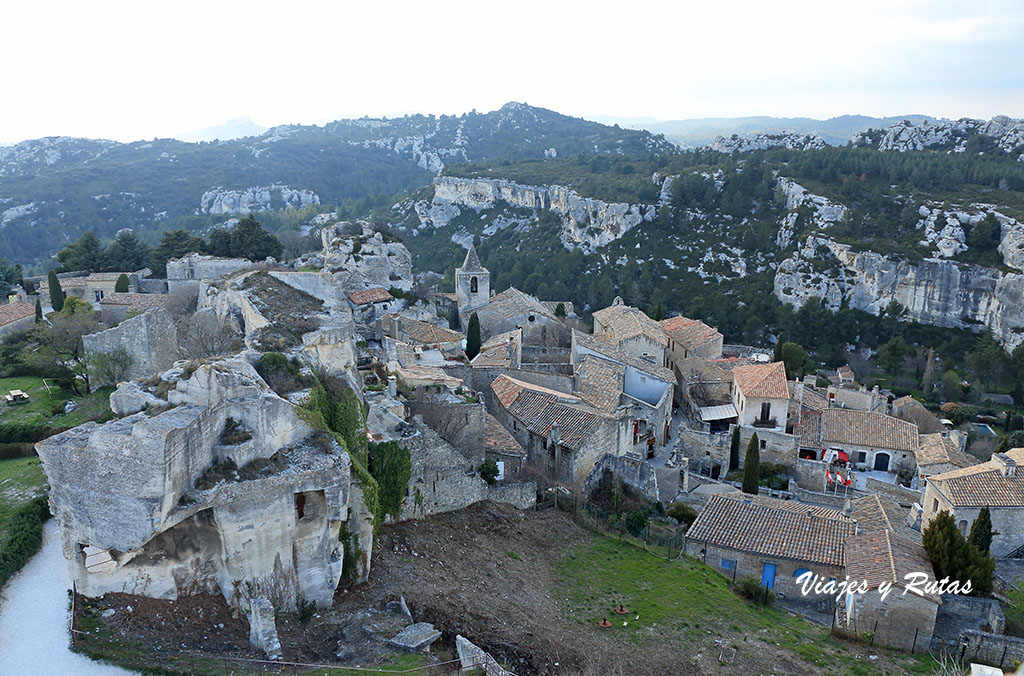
[666,502,697,528]
[479,458,499,485]
[0,496,51,589]
[735,577,775,606]
[624,508,651,537]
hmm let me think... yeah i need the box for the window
[857,451,867,464]
[721,558,736,570]
[470,276,478,293]
[760,440,766,450]
[760,402,771,420]
[528,315,535,322]
[932,499,938,511]
[793,567,811,580]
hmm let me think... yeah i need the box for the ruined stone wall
[167,255,251,292]
[268,271,349,313]
[847,591,937,652]
[404,399,486,466]
[954,630,1024,668]
[581,454,659,502]
[736,425,798,468]
[82,308,179,381]
[678,428,731,475]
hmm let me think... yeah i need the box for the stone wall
[846,591,938,652]
[581,453,659,502]
[82,308,179,381]
[268,271,349,313]
[167,254,251,291]
[791,486,861,509]
[736,424,798,467]
[405,399,487,466]
[678,428,731,477]
[792,458,829,491]
[934,594,1005,642]
[863,477,922,507]
[956,630,1024,669]
[0,313,35,341]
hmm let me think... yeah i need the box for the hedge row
[0,424,68,444]
[0,443,36,460]
[0,496,51,589]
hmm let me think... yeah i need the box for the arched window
[470,276,478,293]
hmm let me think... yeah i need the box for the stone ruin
[36,354,374,656]
[321,221,414,292]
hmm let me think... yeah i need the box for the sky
[2,0,1022,143]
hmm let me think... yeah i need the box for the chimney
[387,375,397,398]
[548,422,561,449]
[993,452,1017,478]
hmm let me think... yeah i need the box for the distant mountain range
[588,114,939,147]
[172,116,269,143]
[0,102,673,267]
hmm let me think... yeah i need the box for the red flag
[825,469,833,483]
[837,450,849,463]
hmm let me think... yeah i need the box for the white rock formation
[321,221,415,291]
[710,132,826,153]
[855,116,1024,160]
[200,184,320,215]
[417,176,657,253]
[774,178,847,249]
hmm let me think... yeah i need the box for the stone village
[6,219,1024,671]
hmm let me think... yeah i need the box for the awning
[697,404,738,421]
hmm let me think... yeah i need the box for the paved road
[0,520,132,676]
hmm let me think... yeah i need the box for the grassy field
[0,376,113,428]
[558,538,937,675]
[0,457,47,540]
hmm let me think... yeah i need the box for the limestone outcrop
[417,176,657,253]
[853,116,1024,160]
[774,236,1024,351]
[199,184,320,215]
[775,178,847,249]
[322,221,414,292]
[82,308,180,382]
[36,354,372,617]
[709,132,826,153]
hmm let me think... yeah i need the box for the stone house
[842,529,940,651]
[470,328,522,369]
[490,374,632,489]
[678,358,734,427]
[661,315,724,376]
[685,493,855,602]
[916,432,975,479]
[0,301,35,340]
[472,287,567,344]
[382,314,464,352]
[97,292,169,324]
[346,287,395,329]
[836,365,856,388]
[571,330,675,448]
[731,361,789,431]
[38,271,137,305]
[166,253,252,291]
[805,408,919,475]
[591,297,668,365]
[921,449,1024,557]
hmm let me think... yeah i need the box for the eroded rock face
[709,132,826,153]
[854,116,1024,160]
[36,355,366,614]
[774,236,1024,351]
[82,308,180,382]
[200,184,320,215]
[322,221,414,291]
[418,176,656,253]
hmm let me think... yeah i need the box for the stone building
[381,313,464,351]
[97,292,169,324]
[571,330,675,448]
[470,328,522,369]
[491,374,632,489]
[0,301,35,340]
[346,287,396,331]
[661,315,724,375]
[921,449,1024,557]
[731,361,789,431]
[166,254,252,291]
[35,356,373,620]
[842,530,940,651]
[82,308,180,382]
[916,432,975,479]
[805,408,919,476]
[591,297,668,365]
[454,244,490,319]
[473,287,567,344]
[685,493,855,601]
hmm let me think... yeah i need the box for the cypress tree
[114,273,130,293]
[968,507,994,555]
[466,312,481,360]
[741,433,760,495]
[34,297,42,323]
[554,302,566,318]
[729,426,740,471]
[48,270,64,312]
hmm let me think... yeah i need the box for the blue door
[761,563,777,589]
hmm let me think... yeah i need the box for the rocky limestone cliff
[710,132,826,153]
[775,234,1024,351]
[417,176,657,253]
[853,116,1024,160]
[321,221,414,291]
[200,184,320,215]
[775,178,847,249]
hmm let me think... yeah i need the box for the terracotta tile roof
[575,355,625,412]
[593,300,668,348]
[686,493,855,567]
[837,365,855,380]
[795,410,822,448]
[845,530,940,602]
[733,362,789,400]
[490,374,601,451]
[849,494,895,534]
[917,433,976,470]
[471,329,519,368]
[347,287,393,305]
[676,357,732,385]
[573,330,674,383]
[927,449,1024,507]
[819,409,918,452]
[661,315,722,351]
[791,383,828,413]
[541,301,574,316]
[0,301,34,327]
[98,293,168,309]
[484,413,526,458]
[86,272,131,282]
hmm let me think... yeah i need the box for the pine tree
[741,433,760,494]
[466,312,481,360]
[48,270,64,312]
[114,273,130,293]
[56,231,106,272]
[923,510,994,595]
[105,229,150,271]
[968,507,994,555]
[34,297,42,323]
[729,426,740,471]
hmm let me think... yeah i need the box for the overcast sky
[3,0,1022,143]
